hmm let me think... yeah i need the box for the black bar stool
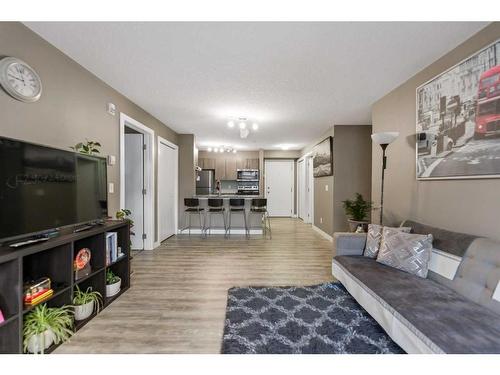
[248,198,272,239]
[204,198,227,236]
[226,198,248,237]
[181,198,204,236]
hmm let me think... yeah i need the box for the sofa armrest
[334,232,367,256]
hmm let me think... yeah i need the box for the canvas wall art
[416,39,500,180]
[313,136,333,177]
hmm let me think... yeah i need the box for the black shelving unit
[0,221,130,354]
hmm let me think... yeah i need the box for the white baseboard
[312,225,333,242]
[153,241,161,249]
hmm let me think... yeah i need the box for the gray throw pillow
[364,224,411,259]
[376,227,433,278]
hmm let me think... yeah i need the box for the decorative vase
[27,329,55,354]
[347,219,368,233]
[74,301,94,321]
[106,277,121,298]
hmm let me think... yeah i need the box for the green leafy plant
[342,193,372,221]
[73,285,103,313]
[23,304,74,354]
[116,208,135,237]
[70,139,102,155]
[106,269,120,285]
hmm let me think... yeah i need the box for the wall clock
[0,56,42,103]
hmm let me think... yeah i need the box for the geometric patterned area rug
[221,282,405,354]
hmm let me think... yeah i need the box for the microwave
[237,169,259,181]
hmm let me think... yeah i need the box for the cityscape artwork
[312,136,333,177]
[416,39,500,180]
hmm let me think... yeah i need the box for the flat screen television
[0,136,108,243]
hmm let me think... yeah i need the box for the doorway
[264,159,294,217]
[120,113,155,251]
[297,155,313,224]
[157,136,178,242]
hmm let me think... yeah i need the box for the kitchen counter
[193,194,262,199]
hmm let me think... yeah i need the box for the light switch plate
[325,185,329,191]
[107,102,116,116]
[108,182,114,194]
[107,155,116,166]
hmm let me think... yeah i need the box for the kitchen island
[188,195,264,235]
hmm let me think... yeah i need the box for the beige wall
[178,134,196,227]
[302,127,335,234]
[0,22,179,242]
[372,22,500,240]
[333,125,372,233]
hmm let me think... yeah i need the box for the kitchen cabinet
[247,158,259,170]
[215,158,226,180]
[199,158,215,170]
[225,158,237,180]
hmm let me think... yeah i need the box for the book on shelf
[105,232,118,265]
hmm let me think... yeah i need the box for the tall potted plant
[342,193,372,232]
[23,304,74,354]
[73,285,103,321]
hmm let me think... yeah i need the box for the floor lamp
[371,132,399,225]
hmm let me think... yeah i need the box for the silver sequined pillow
[376,227,433,278]
[364,224,411,259]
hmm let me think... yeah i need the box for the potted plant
[70,139,102,155]
[106,269,121,298]
[73,285,103,321]
[342,193,372,232]
[23,304,74,354]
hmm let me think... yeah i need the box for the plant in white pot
[23,304,73,354]
[106,269,121,298]
[73,285,103,321]
[342,193,372,232]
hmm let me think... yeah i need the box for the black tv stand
[74,220,105,233]
[8,236,50,248]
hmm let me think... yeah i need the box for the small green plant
[23,304,74,354]
[73,285,103,313]
[106,269,120,285]
[70,139,102,155]
[116,208,133,225]
[342,193,372,221]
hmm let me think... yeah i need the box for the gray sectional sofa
[332,220,500,354]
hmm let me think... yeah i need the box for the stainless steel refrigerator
[196,169,215,195]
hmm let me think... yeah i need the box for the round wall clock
[0,56,42,103]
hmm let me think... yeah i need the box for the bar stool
[181,198,204,236]
[226,198,248,238]
[204,198,227,236]
[248,198,272,239]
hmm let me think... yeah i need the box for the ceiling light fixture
[207,147,212,152]
[226,117,260,139]
[239,121,246,130]
[252,123,259,130]
[219,148,224,153]
[214,148,219,153]
[227,121,234,128]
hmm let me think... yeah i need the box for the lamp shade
[371,132,399,145]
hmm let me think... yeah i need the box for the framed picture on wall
[416,39,500,180]
[312,136,333,177]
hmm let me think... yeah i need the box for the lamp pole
[379,143,388,225]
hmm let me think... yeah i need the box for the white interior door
[298,159,306,220]
[158,139,177,242]
[125,133,144,250]
[265,159,294,217]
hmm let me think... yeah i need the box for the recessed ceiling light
[239,122,246,129]
[252,123,259,131]
[207,147,212,152]
[227,121,234,128]
[280,144,290,150]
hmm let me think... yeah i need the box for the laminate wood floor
[56,218,334,353]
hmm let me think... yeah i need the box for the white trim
[119,112,155,251]
[312,224,333,242]
[157,136,179,244]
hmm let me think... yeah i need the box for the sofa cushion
[364,224,411,259]
[376,227,433,278]
[333,255,500,353]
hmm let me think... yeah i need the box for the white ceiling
[25,22,488,150]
